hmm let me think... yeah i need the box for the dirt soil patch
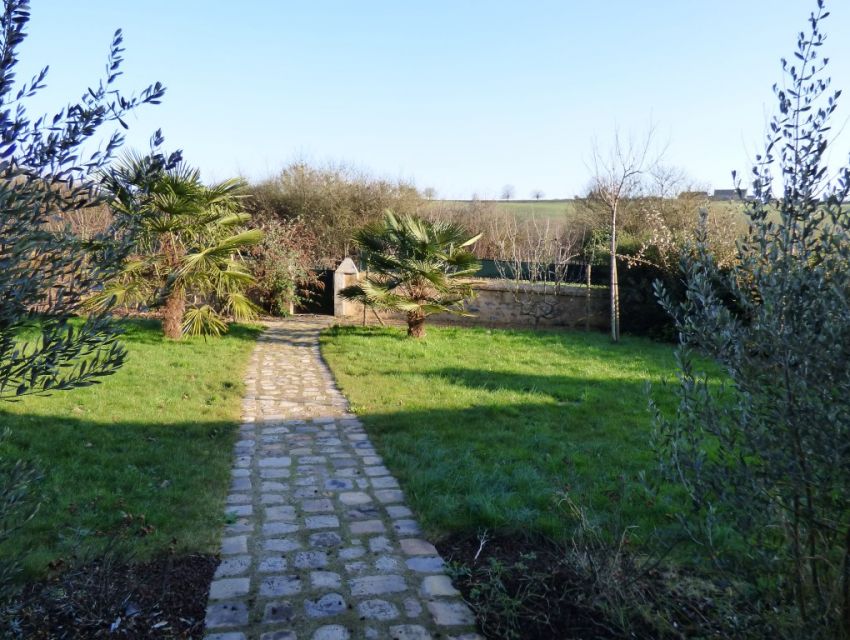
[437,534,758,640]
[11,553,217,639]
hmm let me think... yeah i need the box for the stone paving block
[374,555,401,572]
[258,555,287,573]
[263,521,300,537]
[225,505,253,517]
[209,577,250,600]
[369,536,394,553]
[265,505,297,521]
[400,539,438,556]
[312,624,351,639]
[214,555,252,578]
[309,531,343,548]
[344,561,369,575]
[370,476,400,489]
[339,491,372,505]
[302,498,334,512]
[357,598,400,620]
[230,477,252,491]
[324,478,355,491]
[310,570,342,590]
[220,535,248,555]
[305,592,347,618]
[205,601,249,628]
[205,633,248,640]
[335,467,360,477]
[293,550,328,569]
[224,520,253,535]
[350,574,407,596]
[406,557,446,573]
[389,626,433,640]
[426,601,476,626]
[346,506,382,520]
[260,468,291,479]
[259,575,302,597]
[392,519,421,536]
[363,465,390,477]
[259,632,296,640]
[305,515,340,529]
[263,600,295,623]
[386,505,413,519]
[263,537,302,553]
[374,489,404,504]
[349,519,385,535]
[339,546,366,559]
[420,575,460,598]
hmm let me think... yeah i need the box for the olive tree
[0,0,167,398]
[0,0,166,620]
[653,3,850,634]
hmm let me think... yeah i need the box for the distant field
[431,199,578,221]
[430,198,747,226]
[491,199,578,220]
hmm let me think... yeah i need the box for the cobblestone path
[205,318,481,640]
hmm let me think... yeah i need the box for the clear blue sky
[17,1,850,198]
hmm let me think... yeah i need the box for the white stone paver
[205,317,481,640]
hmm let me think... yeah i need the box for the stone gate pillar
[333,257,359,317]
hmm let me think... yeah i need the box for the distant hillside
[430,199,579,220]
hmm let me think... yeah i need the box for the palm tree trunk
[407,310,426,338]
[163,290,185,340]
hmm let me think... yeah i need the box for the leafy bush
[250,219,322,315]
[247,161,423,265]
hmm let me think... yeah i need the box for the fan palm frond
[349,210,482,337]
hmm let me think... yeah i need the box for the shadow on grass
[117,318,263,345]
[0,413,240,578]
[348,394,680,546]
[427,366,664,398]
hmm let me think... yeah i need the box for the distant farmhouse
[710,188,747,201]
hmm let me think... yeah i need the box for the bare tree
[531,189,545,201]
[423,186,437,200]
[501,184,515,201]
[586,126,663,341]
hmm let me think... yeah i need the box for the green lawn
[321,325,689,542]
[0,319,261,577]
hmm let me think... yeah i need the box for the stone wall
[333,261,608,330]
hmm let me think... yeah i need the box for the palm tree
[89,155,262,339]
[340,211,481,338]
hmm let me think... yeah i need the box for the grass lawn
[321,325,692,543]
[0,318,261,578]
